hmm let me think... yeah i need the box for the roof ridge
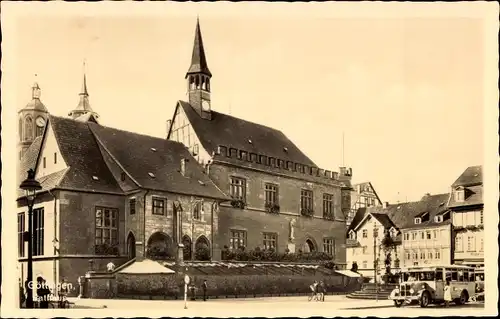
[88,121,186,147]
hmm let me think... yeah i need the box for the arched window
[304,238,316,253]
[24,116,33,141]
[182,235,192,261]
[194,236,210,261]
[18,118,23,141]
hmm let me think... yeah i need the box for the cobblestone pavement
[67,295,487,316]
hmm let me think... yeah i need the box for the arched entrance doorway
[127,232,136,260]
[146,232,174,260]
[194,236,210,261]
[182,235,192,261]
[304,238,316,253]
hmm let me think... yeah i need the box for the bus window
[451,270,458,281]
[435,269,443,281]
[463,271,469,282]
[469,272,475,282]
[445,270,452,281]
[458,270,465,281]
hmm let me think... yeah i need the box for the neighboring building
[167,19,352,266]
[348,182,382,226]
[399,193,452,268]
[448,165,484,268]
[346,208,402,278]
[17,74,228,294]
[346,193,450,278]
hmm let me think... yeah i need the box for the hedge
[115,270,362,298]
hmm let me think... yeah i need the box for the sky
[9,8,486,204]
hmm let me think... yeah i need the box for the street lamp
[19,169,42,309]
[373,223,379,302]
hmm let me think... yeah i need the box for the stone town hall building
[16,19,352,293]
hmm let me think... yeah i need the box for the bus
[389,265,476,308]
[472,267,484,302]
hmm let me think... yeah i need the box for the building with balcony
[167,19,352,266]
[448,165,483,268]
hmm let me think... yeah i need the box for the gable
[49,116,123,194]
[35,121,68,180]
[167,103,212,165]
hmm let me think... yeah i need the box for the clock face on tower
[202,100,210,111]
[36,116,46,127]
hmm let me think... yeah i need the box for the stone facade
[210,162,349,266]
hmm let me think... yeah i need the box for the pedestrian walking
[444,280,452,308]
[202,280,208,301]
[318,281,326,302]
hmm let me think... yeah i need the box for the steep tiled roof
[448,185,483,209]
[89,122,229,200]
[347,193,450,233]
[370,213,396,229]
[389,194,450,230]
[48,116,123,194]
[451,165,482,187]
[18,136,43,184]
[347,207,367,234]
[17,169,69,198]
[178,101,316,167]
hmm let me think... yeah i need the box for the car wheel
[394,300,403,308]
[419,291,430,308]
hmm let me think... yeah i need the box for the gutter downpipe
[48,189,58,288]
[143,190,150,259]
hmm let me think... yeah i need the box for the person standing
[444,280,452,308]
[202,280,208,301]
[318,281,326,302]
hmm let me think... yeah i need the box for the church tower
[186,18,212,120]
[68,65,100,122]
[18,79,49,160]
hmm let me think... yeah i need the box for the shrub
[195,244,210,261]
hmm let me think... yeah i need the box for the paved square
[69,295,486,317]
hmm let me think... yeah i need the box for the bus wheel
[456,291,468,305]
[394,300,403,308]
[419,291,430,308]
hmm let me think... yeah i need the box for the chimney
[180,158,188,177]
[383,202,389,208]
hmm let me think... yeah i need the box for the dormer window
[455,189,465,202]
[389,227,397,237]
[349,230,356,240]
[434,215,443,223]
[414,217,421,224]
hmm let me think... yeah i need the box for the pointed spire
[185,17,212,78]
[80,61,89,96]
[69,61,99,121]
